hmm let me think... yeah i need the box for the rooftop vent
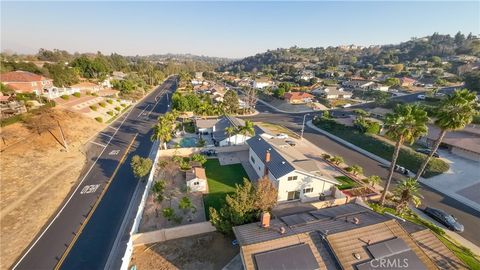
[353,253,361,260]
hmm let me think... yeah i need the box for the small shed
[186,167,208,193]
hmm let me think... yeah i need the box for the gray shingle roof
[212,116,245,142]
[246,135,295,179]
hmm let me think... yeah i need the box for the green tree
[254,177,278,212]
[152,180,166,202]
[414,89,478,180]
[224,126,238,146]
[392,64,404,73]
[393,178,422,215]
[330,155,344,165]
[366,175,381,187]
[350,164,363,176]
[239,120,255,143]
[380,104,428,205]
[191,153,207,165]
[464,71,480,93]
[130,155,153,180]
[162,207,175,221]
[384,77,401,87]
[45,63,79,87]
[222,90,239,114]
[179,196,194,213]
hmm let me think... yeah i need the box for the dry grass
[0,108,104,270]
[254,121,300,139]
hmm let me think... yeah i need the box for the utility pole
[300,113,310,140]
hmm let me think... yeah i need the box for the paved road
[245,101,480,246]
[13,77,177,270]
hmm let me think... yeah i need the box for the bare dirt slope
[0,108,104,270]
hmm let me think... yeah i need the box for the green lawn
[335,176,359,190]
[203,159,249,219]
[313,118,449,178]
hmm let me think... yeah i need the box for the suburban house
[185,167,207,193]
[246,134,339,202]
[195,116,252,146]
[0,71,53,95]
[418,125,480,162]
[70,82,101,93]
[299,70,315,81]
[0,94,27,119]
[312,87,352,99]
[112,71,127,80]
[233,203,465,270]
[253,78,273,89]
[342,79,375,90]
[400,77,416,87]
[367,107,393,120]
[284,92,315,104]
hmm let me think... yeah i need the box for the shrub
[94,117,103,123]
[107,111,114,116]
[60,95,69,100]
[321,153,331,160]
[90,105,97,111]
[106,99,113,104]
[121,103,127,107]
[191,153,207,164]
[72,92,81,98]
[99,102,106,108]
[115,106,121,111]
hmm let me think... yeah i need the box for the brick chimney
[264,150,270,176]
[261,212,270,228]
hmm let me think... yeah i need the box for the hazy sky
[1,1,479,58]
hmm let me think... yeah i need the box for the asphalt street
[13,77,177,270]
[245,101,480,246]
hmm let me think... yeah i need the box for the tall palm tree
[239,120,255,144]
[224,126,237,146]
[414,89,478,180]
[379,104,428,205]
[393,178,422,215]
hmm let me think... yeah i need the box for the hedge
[95,117,103,123]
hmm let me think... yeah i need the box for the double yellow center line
[54,133,138,269]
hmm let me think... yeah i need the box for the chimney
[264,150,271,176]
[261,212,271,228]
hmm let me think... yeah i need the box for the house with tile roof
[246,134,339,202]
[0,70,53,95]
[312,86,352,99]
[284,91,315,104]
[233,203,467,270]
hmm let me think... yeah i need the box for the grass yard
[203,159,249,219]
[335,176,360,190]
[313,118,449,178]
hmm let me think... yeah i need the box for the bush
[60,95,69,100]
[107,111,114,116]
[73,92,81,98]
[121,103,127,107]
[106,99,113,104]
[99,102,106,108]
[321,153,331,160]
[90,105,97,111]
[115,106,121,111]
[94,117,103,123]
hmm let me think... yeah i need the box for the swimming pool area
[179,137,197,148]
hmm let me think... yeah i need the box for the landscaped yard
[313,118,449,178]
[203,159,249,218]
[335,176,360,190]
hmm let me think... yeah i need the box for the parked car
[200,149,217,156]
[417,94,426,100]
[416,148,440,158]
[276,133,289,139]
[423,207,464,232]
[285,140,296,146]
[394,165,410,175]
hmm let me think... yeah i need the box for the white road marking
[80,184,100,194]
[88,141,107,148]
[11,104,136,270]
[100,132,113,139]
[109,150,120,156]
[136,105,150,119]
[107,126,118,131]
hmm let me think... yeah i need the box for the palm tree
[151,123,172,149]
[238,120,255,144]
[414,89,478,180]
[366,175,381,187]
[379,104,428,205]
[224,126,237,146]
[393,178,422,215]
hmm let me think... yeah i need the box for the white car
[276,133,289,139]
[417,94,426,100]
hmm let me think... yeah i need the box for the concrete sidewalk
[132,221,216,246]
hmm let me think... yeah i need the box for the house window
[194,182,199,186]
[251,156,255,164]
[287,176,298,181]
[303,187,313,194]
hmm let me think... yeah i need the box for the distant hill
[219,32,480,74]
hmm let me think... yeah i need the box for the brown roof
[0,71,50,82]
[186,167,206,181]
[327,219,437,270]
[411,229,468,270]
[284,91,314,100]
[425,124,480,153]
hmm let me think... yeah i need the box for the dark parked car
[200,149,217,156]
[416,148,440,158]
[423,207,464,232]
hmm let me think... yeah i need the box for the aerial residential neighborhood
[1,1,480,270]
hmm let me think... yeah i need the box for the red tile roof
[284,91,314,100]
[0,71,51,82]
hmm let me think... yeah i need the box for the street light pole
[300,113,310,140]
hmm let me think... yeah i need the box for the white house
[247,135,339,202]
[186,167,208,192]
[253,78,273,89]
[312,86,352,99]
[43,87,81,99]
[195,116,252,146]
